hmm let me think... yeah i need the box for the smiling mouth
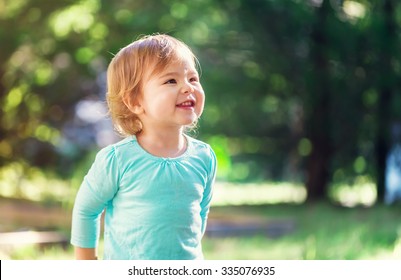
[176,101,195,108]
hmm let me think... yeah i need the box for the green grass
[203,203,401,260]
[4,245,74,260]
[3,203,401,260]
[0,163,398,260]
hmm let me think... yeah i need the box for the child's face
[136,58,205,131]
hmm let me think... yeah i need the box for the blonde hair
[106,34,199,136]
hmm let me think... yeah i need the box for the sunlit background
[1,0,401,260]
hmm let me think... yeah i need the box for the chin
[181,117,197,126]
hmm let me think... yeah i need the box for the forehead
[147,51,198,78]
[161,58,197,73]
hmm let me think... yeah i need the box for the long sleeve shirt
[71,135,216,259]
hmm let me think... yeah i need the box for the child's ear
[123,95,144,115]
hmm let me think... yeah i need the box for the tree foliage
[1,0,401,202]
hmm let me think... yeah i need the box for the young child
[70,34,217,260]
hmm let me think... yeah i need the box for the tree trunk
[0,68,7,167]
[375,0,396,203]
[305,0,332,201]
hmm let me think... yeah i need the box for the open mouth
[176,100,195,108]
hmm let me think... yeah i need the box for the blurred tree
[373,0,400,202]
[0,0,74,170]
[213,0,401,202]
[304,0,333,200]
[1,0,401,204]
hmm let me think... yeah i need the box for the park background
[1,0,401,259]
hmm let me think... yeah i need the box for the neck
[136,128,187,158]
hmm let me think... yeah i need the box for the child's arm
[75,247,98,260]
[71,146,120,259]
[200,148,217,235]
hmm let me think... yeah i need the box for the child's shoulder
[186,135,216,159]
[187,135,212,149]
[95,136,137,159]
[111,136,137,149]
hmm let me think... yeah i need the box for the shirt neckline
[129,134,191,161]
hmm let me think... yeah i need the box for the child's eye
[189,77,199,82]
[165,79,176,84]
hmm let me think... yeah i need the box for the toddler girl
[70,34,217,260]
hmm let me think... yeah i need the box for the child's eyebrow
[159,70,198,79]
[159,72,180,79]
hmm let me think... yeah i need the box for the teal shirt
[71,135,216,260]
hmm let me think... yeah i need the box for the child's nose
[182,81,195,93]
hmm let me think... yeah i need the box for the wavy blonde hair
[106,34,199,136]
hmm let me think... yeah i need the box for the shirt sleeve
[200,146,217,235]
[70,145,120,248]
